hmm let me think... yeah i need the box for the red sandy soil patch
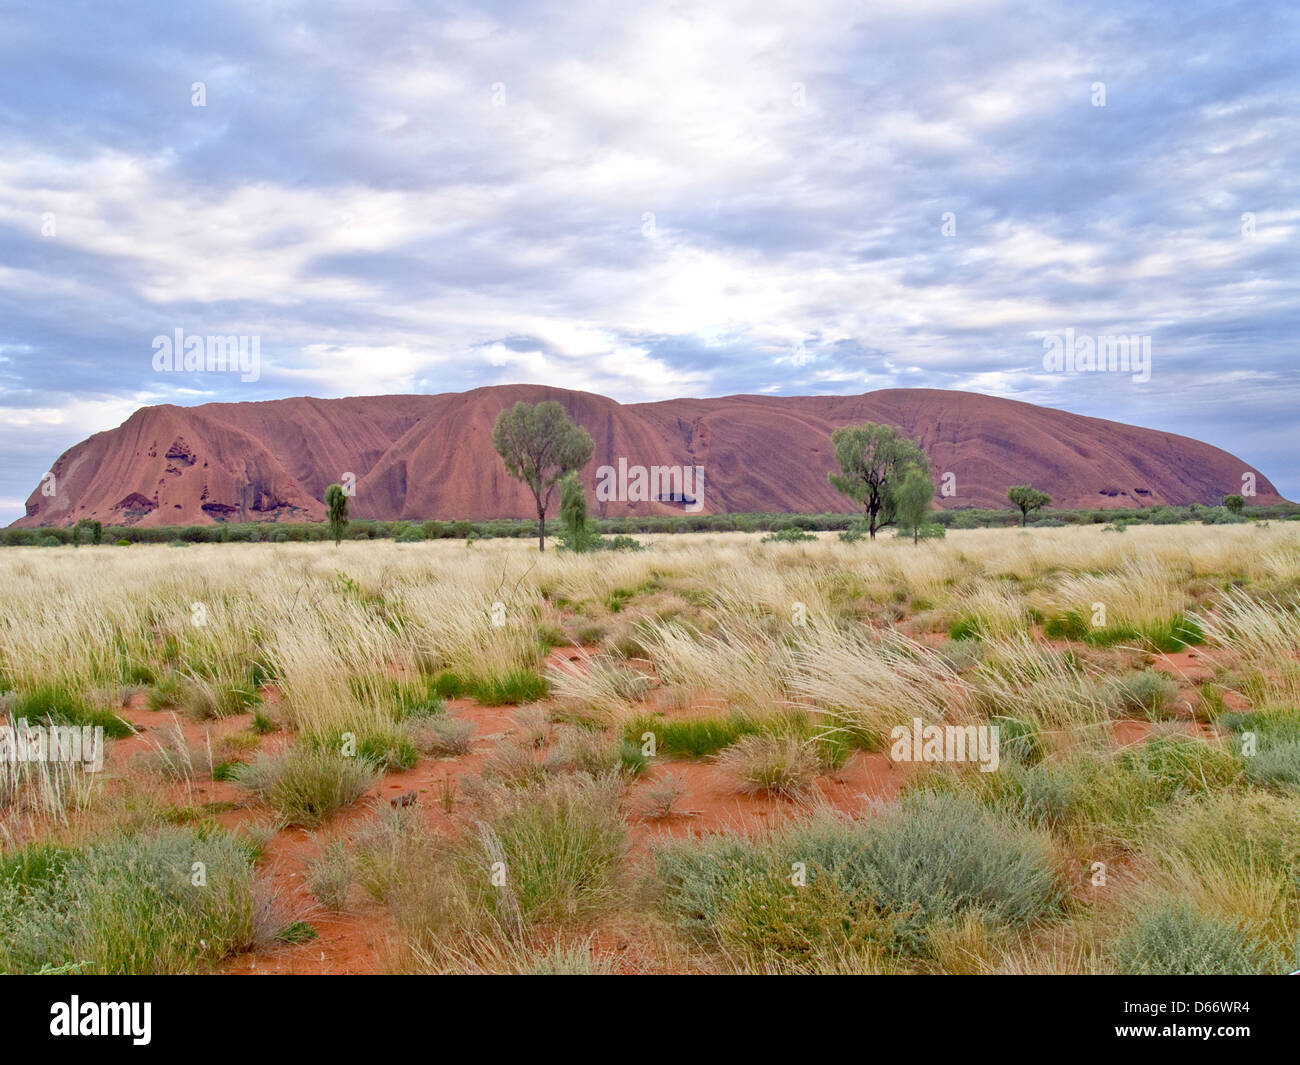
[626,751,917,852]
[1110,718,1222,747]
[1150,649,1216,684]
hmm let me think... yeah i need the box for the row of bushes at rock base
[9,501,1298,547]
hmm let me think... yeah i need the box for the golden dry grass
[3,521,1300,974]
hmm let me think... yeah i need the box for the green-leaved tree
[894,465,936,545]
[828,423,929,539]
[492,400,594,552]
[1224,494,1244,515]
[1008,485,1051,527]
[325,483,349,546]
[558,470,600,552]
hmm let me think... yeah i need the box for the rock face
[15,385,1285,527]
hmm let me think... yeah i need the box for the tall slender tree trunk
[537,502,546,552]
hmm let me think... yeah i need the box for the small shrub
[518,938,618,973]
[936,638,984,673]
[600,535,644,552]
[0,828,270,974]
[407,715,475,756]
[638,770,689,819]
[1109,670,1179,718]
[482,740,547,789]
[1114,901,1280,975]
[850,792,1062,949]
[1243,739,1300,791]
[655,792,1061,958]
[761,528,818,544]
[574,622,608,645]
[715,860,890,970]
[306,840,356,911]
[716,734,821,797]
[995,715,1046,766]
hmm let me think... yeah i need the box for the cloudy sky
[2,0,1297,521]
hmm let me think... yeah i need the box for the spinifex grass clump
[471,669,549,706]
[308,725,418,771]
[547,652,653,715]
[1043,609,1091,641]
[468,774,627,927]
[0,828,271,974]
[1139,612,1205,652]
[306,839,356,911]
[147,667,261,720]
[10,682,132,738]
[543,726,647,778]
[1043,610,1203,652]
[1108,669,1179,719]
[973,634,1111,729]
[716,734,822,797]
[623,711,761,759]
[1127,791,1300,949]
[428,668,548,706]
[235,746,379,827]
[406,714,475,756]
[364,774,629,969]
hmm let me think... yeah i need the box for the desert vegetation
[2,522,1300,973]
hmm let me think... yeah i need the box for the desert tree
[1008,485,1051,527]
[492,400,594,552]
[828,423,929,539]
[895,465,936,545]
[1224,494,1244,515]
[325,483,349,546]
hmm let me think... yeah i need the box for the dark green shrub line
[9,503,1296,547]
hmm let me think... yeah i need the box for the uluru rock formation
[14,385,1285,528]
